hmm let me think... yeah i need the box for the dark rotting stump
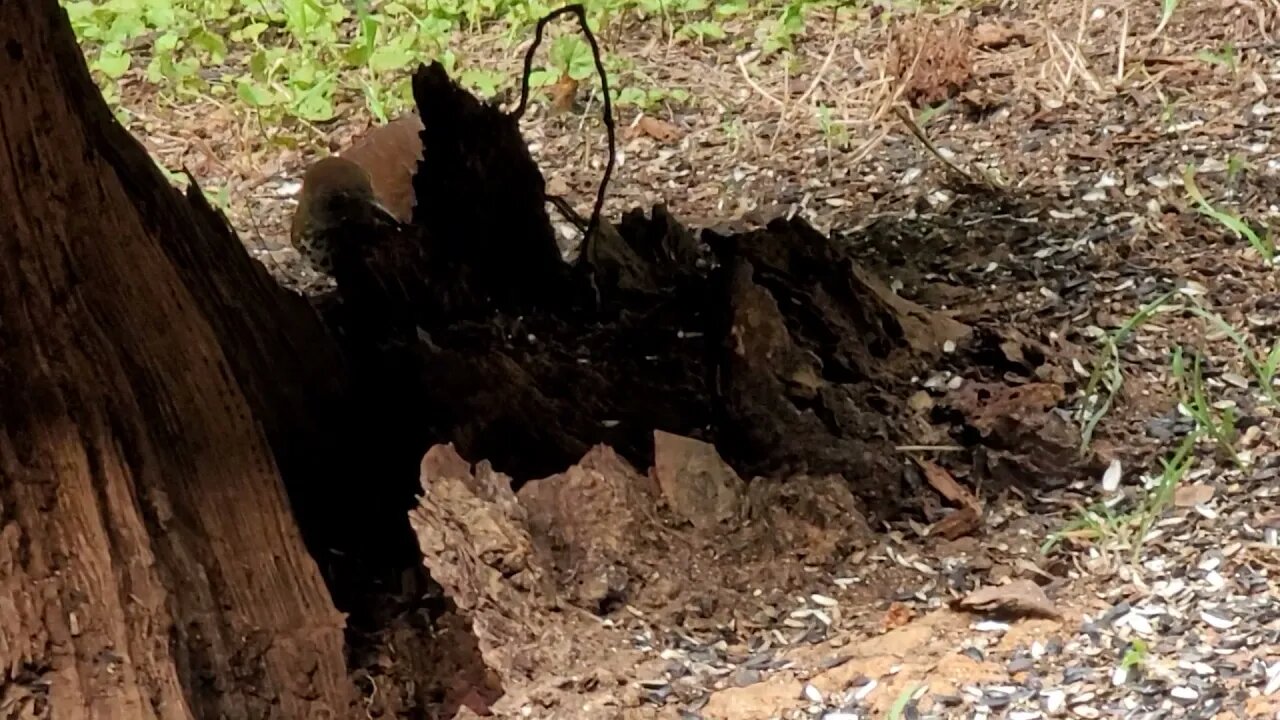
[311,60,959,520]
[289,58,1093,718]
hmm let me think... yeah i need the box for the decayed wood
[0,2,355,718]
[312,63,974,517]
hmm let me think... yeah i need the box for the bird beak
[372,200,404,225]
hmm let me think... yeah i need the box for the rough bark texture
[0,3,356,718]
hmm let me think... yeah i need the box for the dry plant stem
[892,107,988,188]
[848,39,923,166]
[770,33,842,150]
[736,54,785,108]
[1060,0,1089,91]
[1116,7,1129,84]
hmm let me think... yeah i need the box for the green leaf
[190,28,227,62]
[685,20,726,39]
[295,91,335,122]
[104,13,146,43]
[343,44,372,66]
[63,1,96,26]
[439,49,457,75]
[289,59,319,85]
[615,86,647,107]
[231,22,269,43]
[528,69,559,88]
[154,32,180,53]
[460,68,502,99]
[369,44,415,73]
[1120,639,1149,670]
[550,36,587,71]
[143,0,176,28]
[715,0,749,16]
[236,80,275,107]
[93,44,132,79]
[248,48,270,79]
[363,82,388,123]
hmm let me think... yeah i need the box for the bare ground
[114,0,1280,717]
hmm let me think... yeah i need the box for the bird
[339,112,424,224]
[289,155,400,276]
[290,113,425,275]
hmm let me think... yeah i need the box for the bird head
[291,156,400,246]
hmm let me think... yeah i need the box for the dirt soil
[115,0,1280,717]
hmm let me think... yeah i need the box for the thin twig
[895,445,966,453]
[737,53,785,108]
[1116,6,1129,85]
[512,4,615,250]
[892,106,1001,191]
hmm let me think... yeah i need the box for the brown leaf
[544,175,570,197]
[915,459,981,511]
[549,74,579,115]
[907,390,934,412]
[958,579,1060,619]
[882,601,916,630]
[1174,482,1215,508]
[971,22,1026,49]
[634,115,681,143]
[930,506,981,540]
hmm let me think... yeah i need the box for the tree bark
[0,3,355,718]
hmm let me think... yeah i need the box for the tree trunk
[0,3,356,718]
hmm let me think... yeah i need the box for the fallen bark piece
[915,458,980,508]
[915,459,983,538]
[652,430,746,530]
[945,381,1088,488]
[517,446,659,611]
[958,579,1061,620]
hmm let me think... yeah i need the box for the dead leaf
[907,390,934,412]
[930,506,981,540]
[1174,482,1215,508]
[634,115,681,143]
[549,74,579,115]
[915,459,983,538]
[971,22,1026,49]
[889,16,973,106]
[919,460,982,507]
[882,601,916,630]
[957,579,1060,619]
[545,175,570,197]
[916,459,972,505]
